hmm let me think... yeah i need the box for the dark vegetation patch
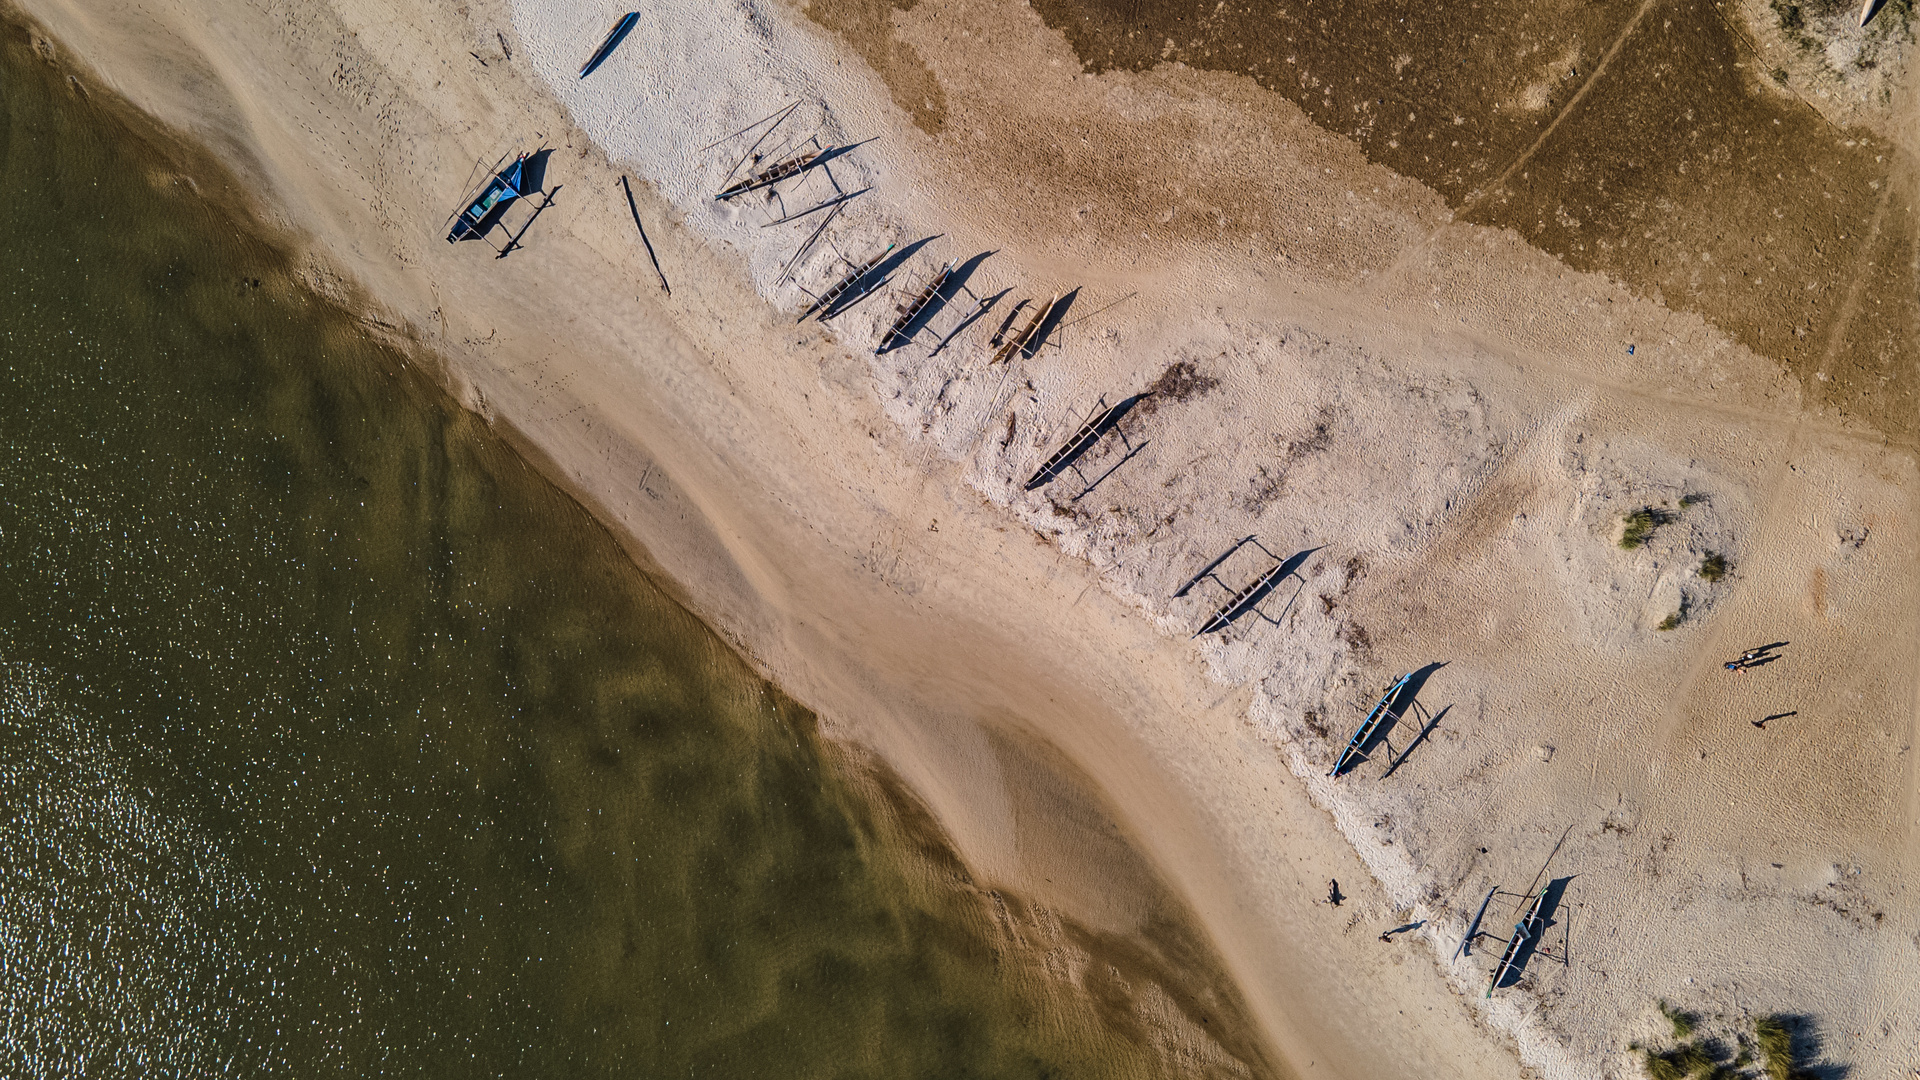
[1145,359,1219,404]
[1620,507,1671,549]
[1025,0,1917,441]
[1698,552,1728,582]
[1280,406,1338,463]
[1338,621,1372,655]
[1630,1006,1834,1080]
[800,0,947,134]
[1241,464,1285,515]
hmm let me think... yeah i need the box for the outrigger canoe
[447,154,526,243]
[1328,672,1411,776]
[880,262,954,351]
[1486,887,1547,997]
[1026,396,1138,491]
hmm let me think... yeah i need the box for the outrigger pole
[776,203,844,288]
[704,100,800,166]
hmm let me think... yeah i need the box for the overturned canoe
[580,12,639,79]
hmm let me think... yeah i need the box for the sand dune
[17,0,1920,1075]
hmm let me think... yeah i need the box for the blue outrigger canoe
[447,154,526,243]
[1328,672,1412,777]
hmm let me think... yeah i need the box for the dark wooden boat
[1026,397,1130,490]
[716,149,820,200]
[879,262,953,351]
[801,243,893,321]
[989,294,1059,366]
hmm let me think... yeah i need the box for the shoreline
[19,0,1920,1077]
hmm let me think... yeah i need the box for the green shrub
[1698,553,1728,582]
[1621,508,1660,549]
[1658,595,1690,631]
[1754,1016,1794,1080]
[1638,1042,1714,1080]
[1659,999,1698,1039]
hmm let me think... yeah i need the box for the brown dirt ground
[1014,0,1919,438]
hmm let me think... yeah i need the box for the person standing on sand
[1327,880,1342,906]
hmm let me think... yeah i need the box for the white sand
[20,0,1920,1075]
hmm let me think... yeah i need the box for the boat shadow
[496,182,560,259]
[929,286,1009,358]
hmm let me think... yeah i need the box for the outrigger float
[1328,672,1412,776]
[579,12,638,78]
[1452,886,1498,962]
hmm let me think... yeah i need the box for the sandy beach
[17,0,1920,1075]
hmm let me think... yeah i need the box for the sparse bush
[1635,1007,1820,1080]
[1660,999,1698,1039]
[1621,508,1660,549]
[1754,1016,1794,1080]
[1658,596,1690,631]
[1679,493,1705,508]
[1638,1047,1684,1080]
[1638,1042,1715,1080]
[1699,553,1728,582]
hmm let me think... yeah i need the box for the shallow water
[0,26,1202,1079]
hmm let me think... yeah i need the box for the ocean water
[0,26,1184,1080]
